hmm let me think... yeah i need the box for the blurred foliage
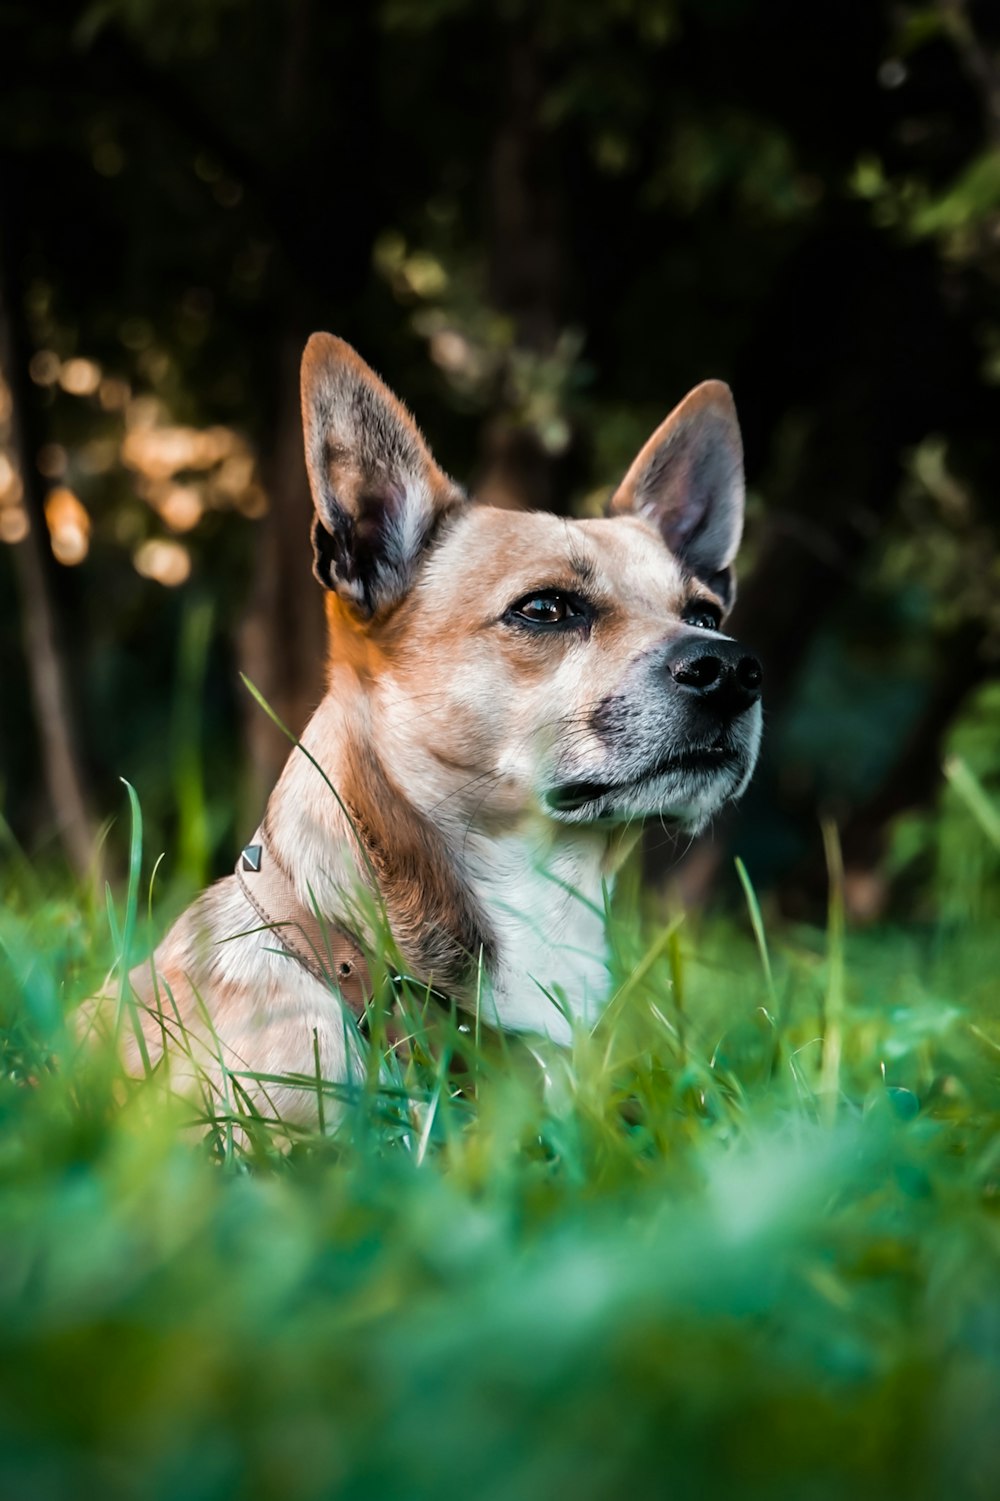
[889,680,1000,920]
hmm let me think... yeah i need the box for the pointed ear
[608,380,745,609]
[301,333,464,617]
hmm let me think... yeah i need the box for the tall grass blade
[312,1026,327,1136]
[173,596,214,886]
[945,754,1000,851]
[603,912,684,1030]
[735,856,778,1016]
[112,778,151,1074]
[818,819,845,1124]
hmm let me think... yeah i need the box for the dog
[113,334,762,1123]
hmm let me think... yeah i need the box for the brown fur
[341,741,496,987]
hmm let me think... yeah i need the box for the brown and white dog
[119,334,762,1120]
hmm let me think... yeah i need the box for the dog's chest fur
[459,827,615,1040]
[257,698,618,1043]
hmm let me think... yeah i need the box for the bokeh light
[44,487,90,565]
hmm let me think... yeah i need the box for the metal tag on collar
[241,843,263,873]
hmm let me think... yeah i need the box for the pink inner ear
[610,381,745,578]
[640,447,701,546]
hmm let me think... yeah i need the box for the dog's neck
[262,689,629,1042]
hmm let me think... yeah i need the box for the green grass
[2,778,1000,1501]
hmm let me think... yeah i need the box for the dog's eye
[519,596,570,624]
[682,602,722,632]
[507,590,588,629]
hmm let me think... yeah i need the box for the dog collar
[235,828,372,1021]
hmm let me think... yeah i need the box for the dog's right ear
[608,380,745,611]
[301,333,465,617]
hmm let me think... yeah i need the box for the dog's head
[301,334,761,837]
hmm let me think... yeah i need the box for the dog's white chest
[462,830,611,1044]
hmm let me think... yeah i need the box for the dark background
[1,0,998,922]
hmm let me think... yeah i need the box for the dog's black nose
[667,637,763,715]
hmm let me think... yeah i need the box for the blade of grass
[240,674,386,921]
[736,856,787,1076]
[602,912,685,1031]
[115,778,152,1075]
[415,1046,449,1167]
[818,819,845,1125]
[312,1026,327,1136]
[666,920,686,1064]
[735,857,778,1016]
[173,596,214,887]
[945,755,1000,851]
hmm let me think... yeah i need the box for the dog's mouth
[546,741,740,815]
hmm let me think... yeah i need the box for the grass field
[2,773,1000,1501]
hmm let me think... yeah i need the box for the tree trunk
[477,22,571,514]
[236,0,380,805]
[0,168,95,878]
[238,330,327,805]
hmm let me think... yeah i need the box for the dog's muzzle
[545,633,763,824]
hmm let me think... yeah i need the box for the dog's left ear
[608,380,744,611]
[301,333,465,617]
